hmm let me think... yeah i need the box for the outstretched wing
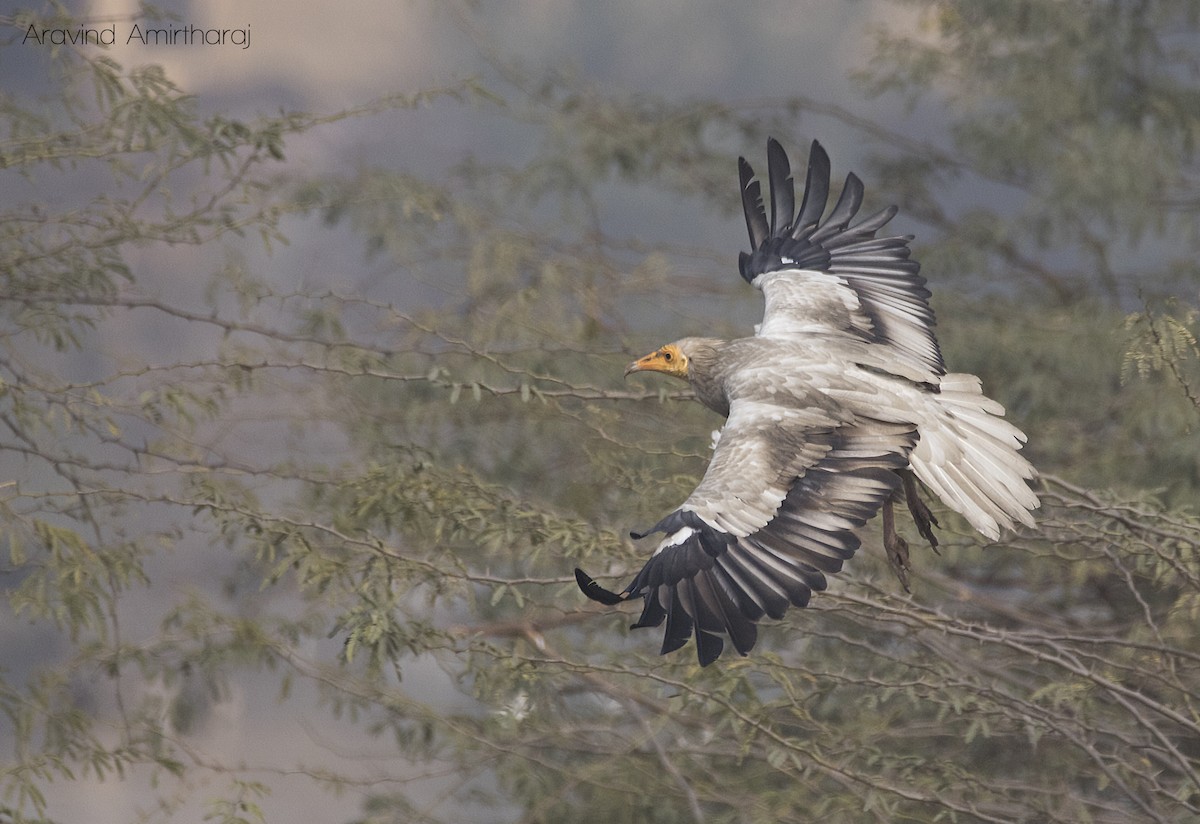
[576,398,918,666]
[737,139,944,385]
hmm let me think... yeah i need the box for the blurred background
[2,1,1199,822]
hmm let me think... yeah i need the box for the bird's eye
[662,351,673,361]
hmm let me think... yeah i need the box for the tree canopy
[2,2,1199,822]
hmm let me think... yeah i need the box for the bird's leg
[900,469,939,553]
[902,470,940,554]
[882,497,911,592]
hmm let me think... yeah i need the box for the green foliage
[2,3,1200,824]
[1124,297,1200,416]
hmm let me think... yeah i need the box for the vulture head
[625,337,725,382]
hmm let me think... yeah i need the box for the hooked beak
[625,351,662,378]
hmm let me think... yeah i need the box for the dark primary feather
[810,173,863,244]
[767,138,794,237]
[739,139,895,282]
[792,139,830,238]
[739,157,769,252]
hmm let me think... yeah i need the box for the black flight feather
[766,138,794,238]
[792,139,831,237]
[738,157,768,251]
[574,568,625,606]
[809,172,863,243]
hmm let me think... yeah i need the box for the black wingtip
[809,172,865,242]
[766,137,794,237]
[695,628,724,667]
[575,568,626,606]
[738,156,768,250]
[808,139,828,170]
[793,140,832,237]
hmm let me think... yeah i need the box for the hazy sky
[27,0,921,178]
[76,0,890,104]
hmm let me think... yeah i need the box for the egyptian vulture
[575,139,1039,666]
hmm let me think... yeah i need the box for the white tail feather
[908,373,1038,540]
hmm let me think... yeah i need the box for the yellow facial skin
[625,343,689,380]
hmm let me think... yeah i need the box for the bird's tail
[908,373,1039,541]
